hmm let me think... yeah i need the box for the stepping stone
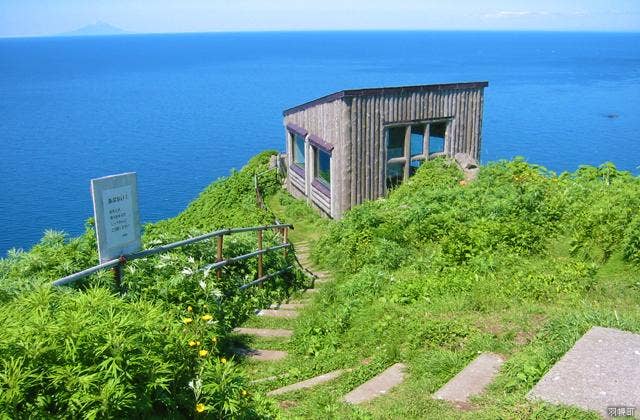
[270,303,305,310]
[234,327,293,338]
[234,347,288,361]
[343,363,406,404]
[257,309,299,318]
[528,326,640,417]
[433,353,504,406]
[267,369,348,396]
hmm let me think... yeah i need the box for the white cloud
[482,10,592,20]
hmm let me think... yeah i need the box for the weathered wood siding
[345,87,484,208]
[283,100,349,218]
[283,83,486,218]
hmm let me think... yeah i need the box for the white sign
[91,173,141,263]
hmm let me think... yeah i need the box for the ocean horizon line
[2,27,640,40]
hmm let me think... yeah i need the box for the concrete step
[528,327,640,418]
[343,363,406,404]
[234,327,293,338]
[270,303,305,310]
[234,347,288,362]
[433,353,504,406]
[267,369,348,396]
[257,309,299,318]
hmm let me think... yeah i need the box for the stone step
[528,326,640,418]
[267,369,348,396]
[343,363,406,404]
[234,327,293,338]
[257,309,299,318]
[270,303,305,310]
[433,353,504,405]
[234,347,288,362]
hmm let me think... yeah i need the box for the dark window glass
[429,122,446,154]
[386,162,404,190]
[315,149,331,185]
[410,125,425,157]
[293,134,305,167]
[387,127,405,159]
[409,159,421,176]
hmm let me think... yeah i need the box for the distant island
[58,21,128,37]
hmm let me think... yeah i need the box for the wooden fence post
[257,229,263,279]
[216,235,223,280]
[283,227,289,258]
[113,264,122,291]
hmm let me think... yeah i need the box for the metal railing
[52,223,294,290]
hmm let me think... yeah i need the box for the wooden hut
[282,81,488,218]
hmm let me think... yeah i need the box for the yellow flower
[220,357,227,364]
[201,314,213,322]
[196,341,201,346]
[188,340,197,347]
[187,306,193,312]
[211,337,217,344]
[241,389,247,397]
[183,318,193,324]
[199,349,209,357]
[196,403,205,413]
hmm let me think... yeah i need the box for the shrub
[0,286,272,418]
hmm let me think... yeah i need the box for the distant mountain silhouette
[59,22,128,37]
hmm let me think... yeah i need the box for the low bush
[0,151,298,418]
[0,286,277,418]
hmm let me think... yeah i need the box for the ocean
[1,31,639,255]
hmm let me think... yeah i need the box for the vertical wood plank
[403,125,411,180]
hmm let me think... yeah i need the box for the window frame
[313,147,331,188]
[384,119,449,190]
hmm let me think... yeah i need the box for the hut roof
[283,81,489,116]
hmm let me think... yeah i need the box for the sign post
[91,172,141,264]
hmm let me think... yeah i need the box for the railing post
[216,235,224,280]
[113,255,125,292]
[257,229,263,279]
[283,227,289,258]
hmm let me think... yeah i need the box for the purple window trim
[290,163,305,178]
[312,179,331,198]
[308,134,334,153]
[286,123,308,137]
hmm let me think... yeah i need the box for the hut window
[386,162,404,190]
[410,125,425,157]
[314,148,331,186]
[385,121,447,190]
[429,122,446,155]
[387,127,405,159]
[293,134,305,168]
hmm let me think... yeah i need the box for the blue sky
[1,0,639,37]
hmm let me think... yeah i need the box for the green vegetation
[0,151,305,418]
[245,158,640,419]
[2,152,639,419]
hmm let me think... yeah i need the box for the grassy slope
[0,151,303,418]
[252,158,640,419]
